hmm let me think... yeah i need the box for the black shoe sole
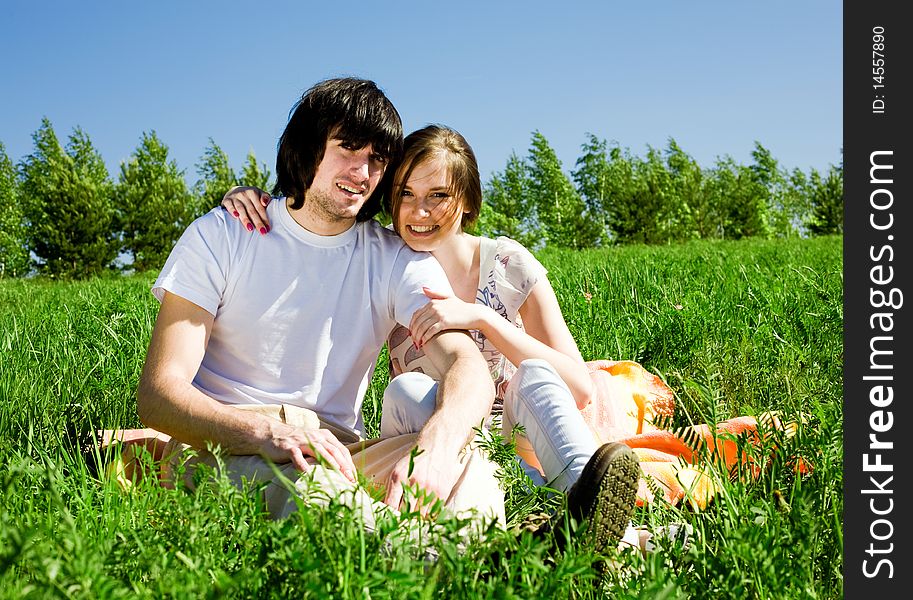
[567,442,640,555]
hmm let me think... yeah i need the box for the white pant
[382,359,641,548]
[382,358,599,493]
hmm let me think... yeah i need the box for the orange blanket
[577,360,807,511]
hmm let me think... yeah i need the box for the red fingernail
[233,211,239,217]
[259,227,267,235]
[265,225,270,233]
[246,223,254,232]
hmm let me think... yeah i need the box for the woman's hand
[409,287,487,348]
[221,186,273,234]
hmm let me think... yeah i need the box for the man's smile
[336,182,367,197]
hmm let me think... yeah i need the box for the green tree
[574,137,689,245]
[705,156,770,240]
[0,142,30,277]
[665,144,720,240]
[661,139,702,242]
[750,142,809,238]
[193,138,237,218]
[238,149,272,191]
[115,131,195,272]
[19,119,117,278]
[807,164,843,235]
[629,146,675,244]
[598,145,674,245]
[572,134,612,242]
[784,167,813,237]
[574,141,642,244]
[526,131,601,249]
[476,153,538,248]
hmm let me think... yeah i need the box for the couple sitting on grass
[104,77,678,564]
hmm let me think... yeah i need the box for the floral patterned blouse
[387,236,547,411]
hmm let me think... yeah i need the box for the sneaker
[63,402,105,477]
[565,442,640,555]
[78,429,109,478]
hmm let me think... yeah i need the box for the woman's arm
[410,281,595,408]
[488,278,594,408]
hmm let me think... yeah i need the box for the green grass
[0,235,843,598]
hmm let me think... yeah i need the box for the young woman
[223,125,660,552]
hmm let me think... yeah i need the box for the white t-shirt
[153,199,452,439]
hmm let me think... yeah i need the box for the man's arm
[137,291,356,479]
[383,328,494,511]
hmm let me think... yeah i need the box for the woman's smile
[405,224,441,236]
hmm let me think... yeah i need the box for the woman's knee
[515,358,555,378]
[513,359,568,392]
[383,372,437,410]
[381,372,437,435]
[504,359,573,415]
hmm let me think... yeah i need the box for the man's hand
[221,186,273,234]
[261,423,357,482]
[382,444,464,516]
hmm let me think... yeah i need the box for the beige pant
[161,404,506,537]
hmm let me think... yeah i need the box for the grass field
[0,235,843,598]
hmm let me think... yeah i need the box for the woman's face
[395,158,465,253]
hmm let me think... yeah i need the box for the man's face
[305,138,388,226]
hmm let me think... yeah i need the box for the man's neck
[286,197,356,236]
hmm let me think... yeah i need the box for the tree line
[0,119,269,278]
[0,120,842,279]
[474,131,842,250]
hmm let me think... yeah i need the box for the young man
[138,78,500,521]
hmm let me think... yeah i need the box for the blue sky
[1,1,842,186]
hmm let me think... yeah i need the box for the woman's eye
[371,154,387,164]
[401,190,414,197]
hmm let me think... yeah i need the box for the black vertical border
[844,0,910,595]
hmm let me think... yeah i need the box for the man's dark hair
[274,78,403,221]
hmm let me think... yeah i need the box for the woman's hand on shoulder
[410,287,488,348]
[221,186,273,234]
